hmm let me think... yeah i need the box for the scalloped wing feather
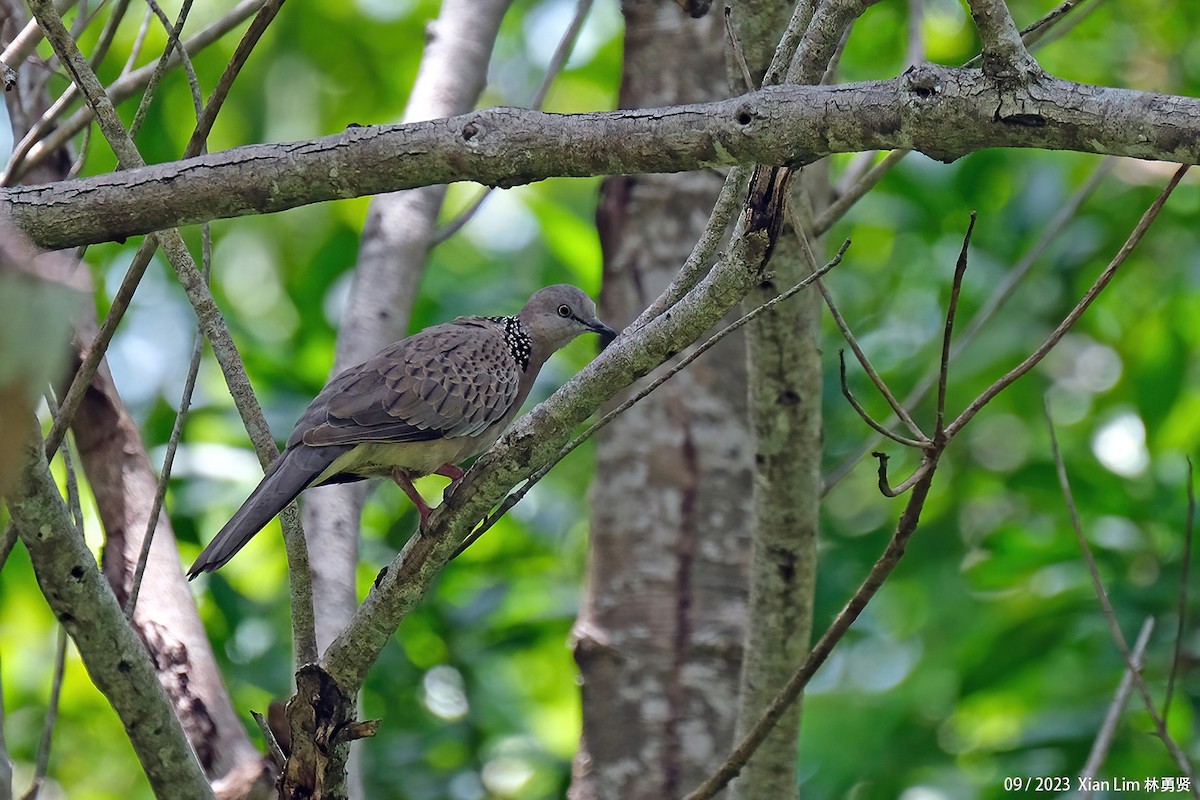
[297,319,521,448]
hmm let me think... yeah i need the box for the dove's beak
[589,319,618,350]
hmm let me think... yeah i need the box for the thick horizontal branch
[7,64,1200,250]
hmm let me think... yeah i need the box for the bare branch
[1013,0,1100,54]
[936,212,976,439]
[250,711,286,769]
[1164,460,1195,724]
[42,236,155,457]
[724,6,756,92]
[7,67,1200,251]
[129,0,202,137]
[1079,617,1155,792]
[946,164,1189,439]
[22,627,67,800]
[8,428,213,799]
[124,319,203,618]
[803,217,926,440]
[1045,402,1197,789]
[685,456,940,799]
[0,664,11,800]
[812,148,909,236]
[837,352,925,448]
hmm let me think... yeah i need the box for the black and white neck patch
[487,315,533,371]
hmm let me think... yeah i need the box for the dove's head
[519,284,617,363]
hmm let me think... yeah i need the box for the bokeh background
[2,0,1199,797]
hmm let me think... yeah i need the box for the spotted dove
[187,284,615,577]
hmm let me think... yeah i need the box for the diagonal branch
[7,427,213,800]
[28,0,317,664]
[454,241,850,559]
[945,164,1188,439]
[685,453,941,799]
[1078,617,1155,790]
[321,163,795,696]
[1045,405,1197,791]
[1164,460,1194,723]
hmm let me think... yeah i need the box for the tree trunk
[570,4,752,797]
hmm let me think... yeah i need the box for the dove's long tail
[187,444,348,578]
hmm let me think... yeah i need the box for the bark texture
[569,5,752,798]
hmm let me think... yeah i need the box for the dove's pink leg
[435,463,467,502]
[391,469,434,528]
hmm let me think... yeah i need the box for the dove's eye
[557,304,571,318]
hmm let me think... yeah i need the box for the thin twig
[182,0,283,159]
[452,240,852,559]
[793,206,927,440]
[813,149,910,237]
[823,157,1114,493]
[837,351,925,448]
[1163,459,1194,724]
[43,236,158,459]
[819,12,855,85]
[936,212,976,438]
[724,5,756,92]
[530,0,593,109]
[1046,402,1198,790]
[946,164,1188,439]
[125,298,205,618]
[90,0,133,70]
[1078,617,1155,797]
[21,627,68,800]
[434,0,593,244]
[129,0,201,137]
[0,525,16,573]
[0,656,10,800]
[250,710,286,768]
[123,7,154,76]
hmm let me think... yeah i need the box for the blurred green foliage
[2,0,1199,798]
